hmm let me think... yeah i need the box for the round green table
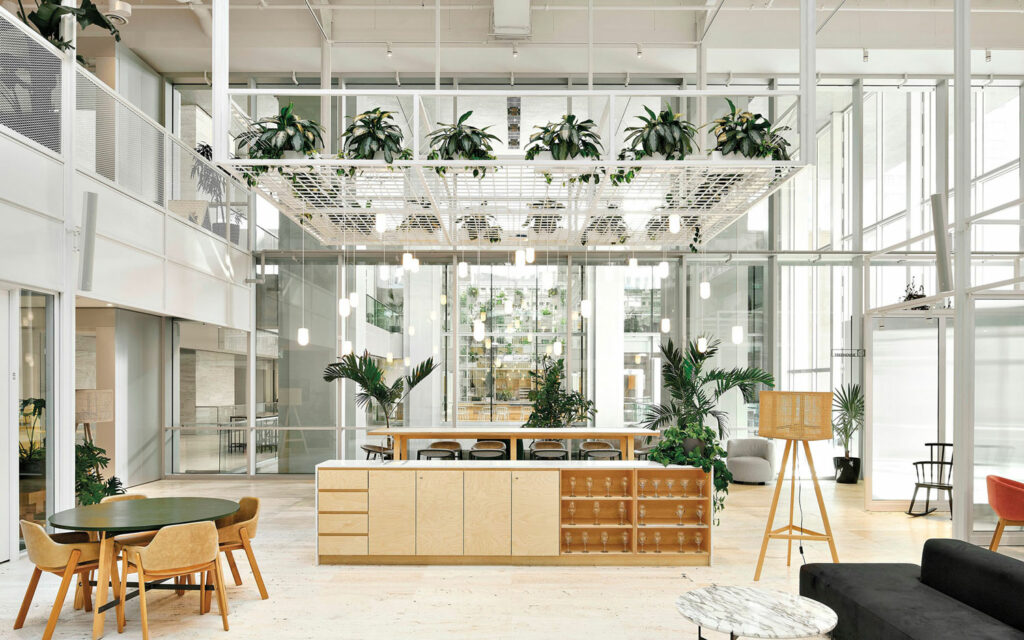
[49,497,238,639]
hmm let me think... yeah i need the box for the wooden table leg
[394,436,404,460]
[92,531,114,639]
[510,438,518,460]
[623,437,634,460]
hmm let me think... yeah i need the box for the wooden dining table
[49,497,239,639]
[367,425,650,460]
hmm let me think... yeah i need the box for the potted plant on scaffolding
[642,336,774,522]
[339,107,412,172]
[236,102,325,186]
[323,351,440,454]
[709,98,791,161]
[832,383,865,484]
[525,114,603,184]
[612,105,699,185]
[426,110,502,178]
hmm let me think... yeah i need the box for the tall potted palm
[832,383,864,484]
[323,351,439,433]
[642,336,774,518]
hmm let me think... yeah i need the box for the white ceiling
[55,0,1024,80]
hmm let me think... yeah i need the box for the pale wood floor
[1,477,1015,639]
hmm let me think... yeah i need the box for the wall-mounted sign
[507,97,521,149]
[831,348,866,358]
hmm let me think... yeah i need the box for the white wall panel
[165,263,231,327]
[0,134,63,221]
[0,204,63,291]
[230,284,251,332]
[165,217,233,279]
[227,246,249,285]
[88,237,164,311]
[76,173,164,256]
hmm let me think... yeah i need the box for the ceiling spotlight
[985,49,992,63]
[512,42,519,58]
[636,43,643,59]
[862,48,869,63]
[386,42,393,58]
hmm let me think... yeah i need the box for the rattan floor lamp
[753,390,840,580]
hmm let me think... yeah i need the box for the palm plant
[426,111,501,177]
[623,105,699,159]
[832,383,865,458]
[323,351,439,430]
[236,102,324,159]
[643,336,774,519]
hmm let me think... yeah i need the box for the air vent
[492,0,530,39]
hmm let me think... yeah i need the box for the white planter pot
[282,150,308,159]
[709,150,773,163]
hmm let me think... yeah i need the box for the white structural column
[55,1,77,512]
[951,0,973,541]
[799,0,816,166]
[850,80,864,389]
[211,0,229,162]
[320,20,332,153]
[592,267,624,428]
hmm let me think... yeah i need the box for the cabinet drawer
[318,492,368,512]
[319,535,368,556]
[318,470,368,490]
[319,514,368,534]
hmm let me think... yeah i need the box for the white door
[0,289,11,563]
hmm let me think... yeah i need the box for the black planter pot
[834,456,861,484]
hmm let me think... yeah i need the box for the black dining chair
[533,449,568,461]
[907,442,953,519]
[361,444,392,461]
[584,449,623,461]
[417,448,457,460]
[468,449,505,460]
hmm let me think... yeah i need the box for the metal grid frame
[230,159,803,249]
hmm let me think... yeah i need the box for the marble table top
[676,586,837,639]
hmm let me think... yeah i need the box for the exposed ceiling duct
[491,0,530,39]
[176,0,212,37]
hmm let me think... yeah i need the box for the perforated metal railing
[0,12,63,155]
[0,7,254,250]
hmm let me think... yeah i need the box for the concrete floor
[0,476,1012,639]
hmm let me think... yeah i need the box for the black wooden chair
[907,442,953,519]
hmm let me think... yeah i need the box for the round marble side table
[676,585,837,640]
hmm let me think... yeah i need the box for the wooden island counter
[316,460,713,566]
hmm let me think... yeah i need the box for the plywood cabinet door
[464,471,512,556]
[511,470,560,556]
[416,470,464,556]
[368,470,416,555]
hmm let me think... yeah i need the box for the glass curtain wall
[18,291,54,545]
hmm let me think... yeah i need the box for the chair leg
[118,555,128,634]
[199,570,207,615]
[80,571,93,612]
[204,570,213,613]
[14,566,42,630]
[947,488,954,520]
[990,519,1007,552]
[137,565,151,640]
[225,550,243,586]
[74,576,84,610]
[906,486,920,515]
[42,550,80,640]
[240,529,269,599]
[212,558,230,630]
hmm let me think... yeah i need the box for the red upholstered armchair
[986,475,1024,551]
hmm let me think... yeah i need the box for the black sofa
[800,538,1024,639]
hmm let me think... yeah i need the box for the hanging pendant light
[375,214,387,234]
[504,298,513,314]
[514,249,526,269]
[386,352,394,364]
[657,261,670,279]
[440,293,447,306]
[338,298,351,317]
[297,327,310,346]
[402,252,413,269]
[480,310,486,321]
[410,257,420,273]
[668,214,682,234]
[697,337,709,353]
[580,299,592,318]
[660,317,671,333]
[485,337,492,350]
[628,257,638,270]
[403,357,411,367]
[634,354,642,364]
[379,264,389,280]
[553,340,563,356]
[458,261,469,278]
[699,281,711,299]
[731,325,744,344]
[525,247,536,264]
[473,319,485,342]
[341,340,353,356]
[349,291,359,308]
[408,325,416,336]
[298,216,309,346]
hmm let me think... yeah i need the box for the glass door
[0,289,10,562]
[18,290,55,547]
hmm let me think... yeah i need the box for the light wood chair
[428,440,463,459]
[493,405,510,421]
[471,440,507,451]
[531,440,566,459]
[120,521,229,639]
[580,440,613,460]
[16,520,118,640]
[214,497,268,600]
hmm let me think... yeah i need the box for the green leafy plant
[710,98,791,160]
[525,114,602,161]
[323,351,440,429]
[832,383,864,458]
[643,336,774,519]
[426,111,501,178]
[75,440,124,506]
[340,107,411,163]
[18,398,46,468]
[17,0,120,53]
[523,357,596,429]
[456,214,502,243]
[580,214,629,246]
[236,102,325,160]
[623,105,699,159]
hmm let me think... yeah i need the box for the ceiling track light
[985,49,992,62]
[624,72,630,88]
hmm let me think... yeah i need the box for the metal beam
[951,0,973,542]
[800,0,816,166]
[211,0,230,162]
[816,0,849,34]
